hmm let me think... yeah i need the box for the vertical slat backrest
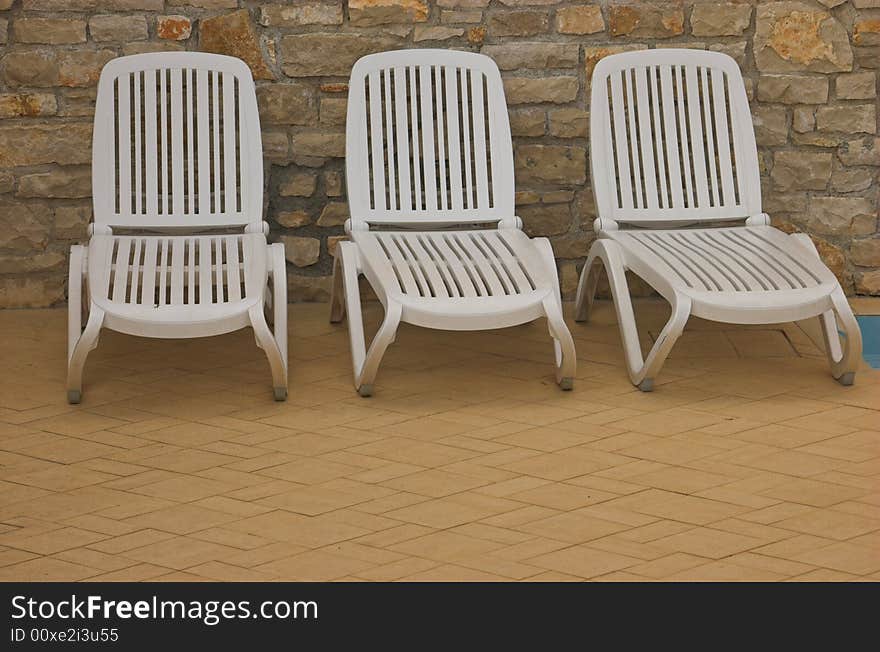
[346,50,515,228]
[590,50,761,225]
[92,52,262,229]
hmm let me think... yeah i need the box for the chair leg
[543,297,577,390]
[574,255,603,323]
[534,237,577,389]
[67,245,100,404]
[821,288,863,386]
[791,233,863,385]
[67,245,85,369]
[270,242,288,398]
[356,301,402,397]
[330,248,346,324]
[335,242,401,396]
[66,306,104,404]
[581,240,690,390]
[250,298,288,401]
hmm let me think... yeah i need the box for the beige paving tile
[664,560,787,581]
[774,508,880,541]
[508,482,618,511]
[515,512,632,544]
[0,557,98,581]
[0,302,877,582]
[354,557,441,581]
[651,527,767,559]
[792,542,880,575]
[527,545,642,579]
[8,527,107,555]
[760,478,869,507]
[626,553,711,579]
[608,489,750,525]
[380,469,489,498]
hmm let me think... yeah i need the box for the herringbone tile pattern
[1,300,878,582]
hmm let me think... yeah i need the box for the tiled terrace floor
[0,299,878,582]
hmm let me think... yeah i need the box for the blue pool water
[856,316,880,368]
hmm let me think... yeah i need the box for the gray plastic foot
[559,377,574,391]
[67,390,82,404]
[638,378,654,392]
[358,384,373,397]
[836,372,855,386]
[273,387,288,401]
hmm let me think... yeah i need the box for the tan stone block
[757,74,829,104]
[316,202,348,227]
[2,50,59,87]
[156,15,192,40]
[837,137,880,166]
[279,172,317,198]
[514,144,587,185]
[16,166,91,199]
[280,236,320,267]
[548,107,588,138]
[503,76,579,104]
[609,3,684,39]
[13,18,86,44]
[280,33,401,77]
[0,92,57,118]
[555,5,604,34]
[57,49,116,87]
[0,123,92,167]
[275,210,313,228]
[771,151,832,191]
[260,4,343,28]
[836,72,877,99]
[816,104,876,134]
[856,269,880,294]
[691,3,752,36]
[257,83,317,125]
[481,43,578,70]
[804,196,877,235]
[89,15,148,42]
[200,9,272,80]
[349,0,429,27]
[752,106,790,146]
[488,10,548,37]
[754,2,853,73]
[509,108,545,136]
[413,25,464,41]
[854,18,880,46]
[851,238,880,267]
[518,203,572,237]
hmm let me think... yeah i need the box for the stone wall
[0,0,878,307]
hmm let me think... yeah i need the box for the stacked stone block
[0,1,877,307]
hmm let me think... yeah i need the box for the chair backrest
[590,50,761,226]
[346,50,516,229]
[92,52,262,230]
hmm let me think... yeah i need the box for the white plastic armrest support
[245,221,269,235]
[345,218,369,234]
[593,217,619,235]
[745,213,771,226]
[88,224,112,236]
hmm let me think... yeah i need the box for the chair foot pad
[558,377,573,391]
[67,390,82,404]
[638,378,654,392]
[273,387,288,401]
[837,372,855,387]
[358,384,373,398]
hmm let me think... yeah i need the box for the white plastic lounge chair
[67,52,288,403]
[331,50,576,396]
[575,49,862,391]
